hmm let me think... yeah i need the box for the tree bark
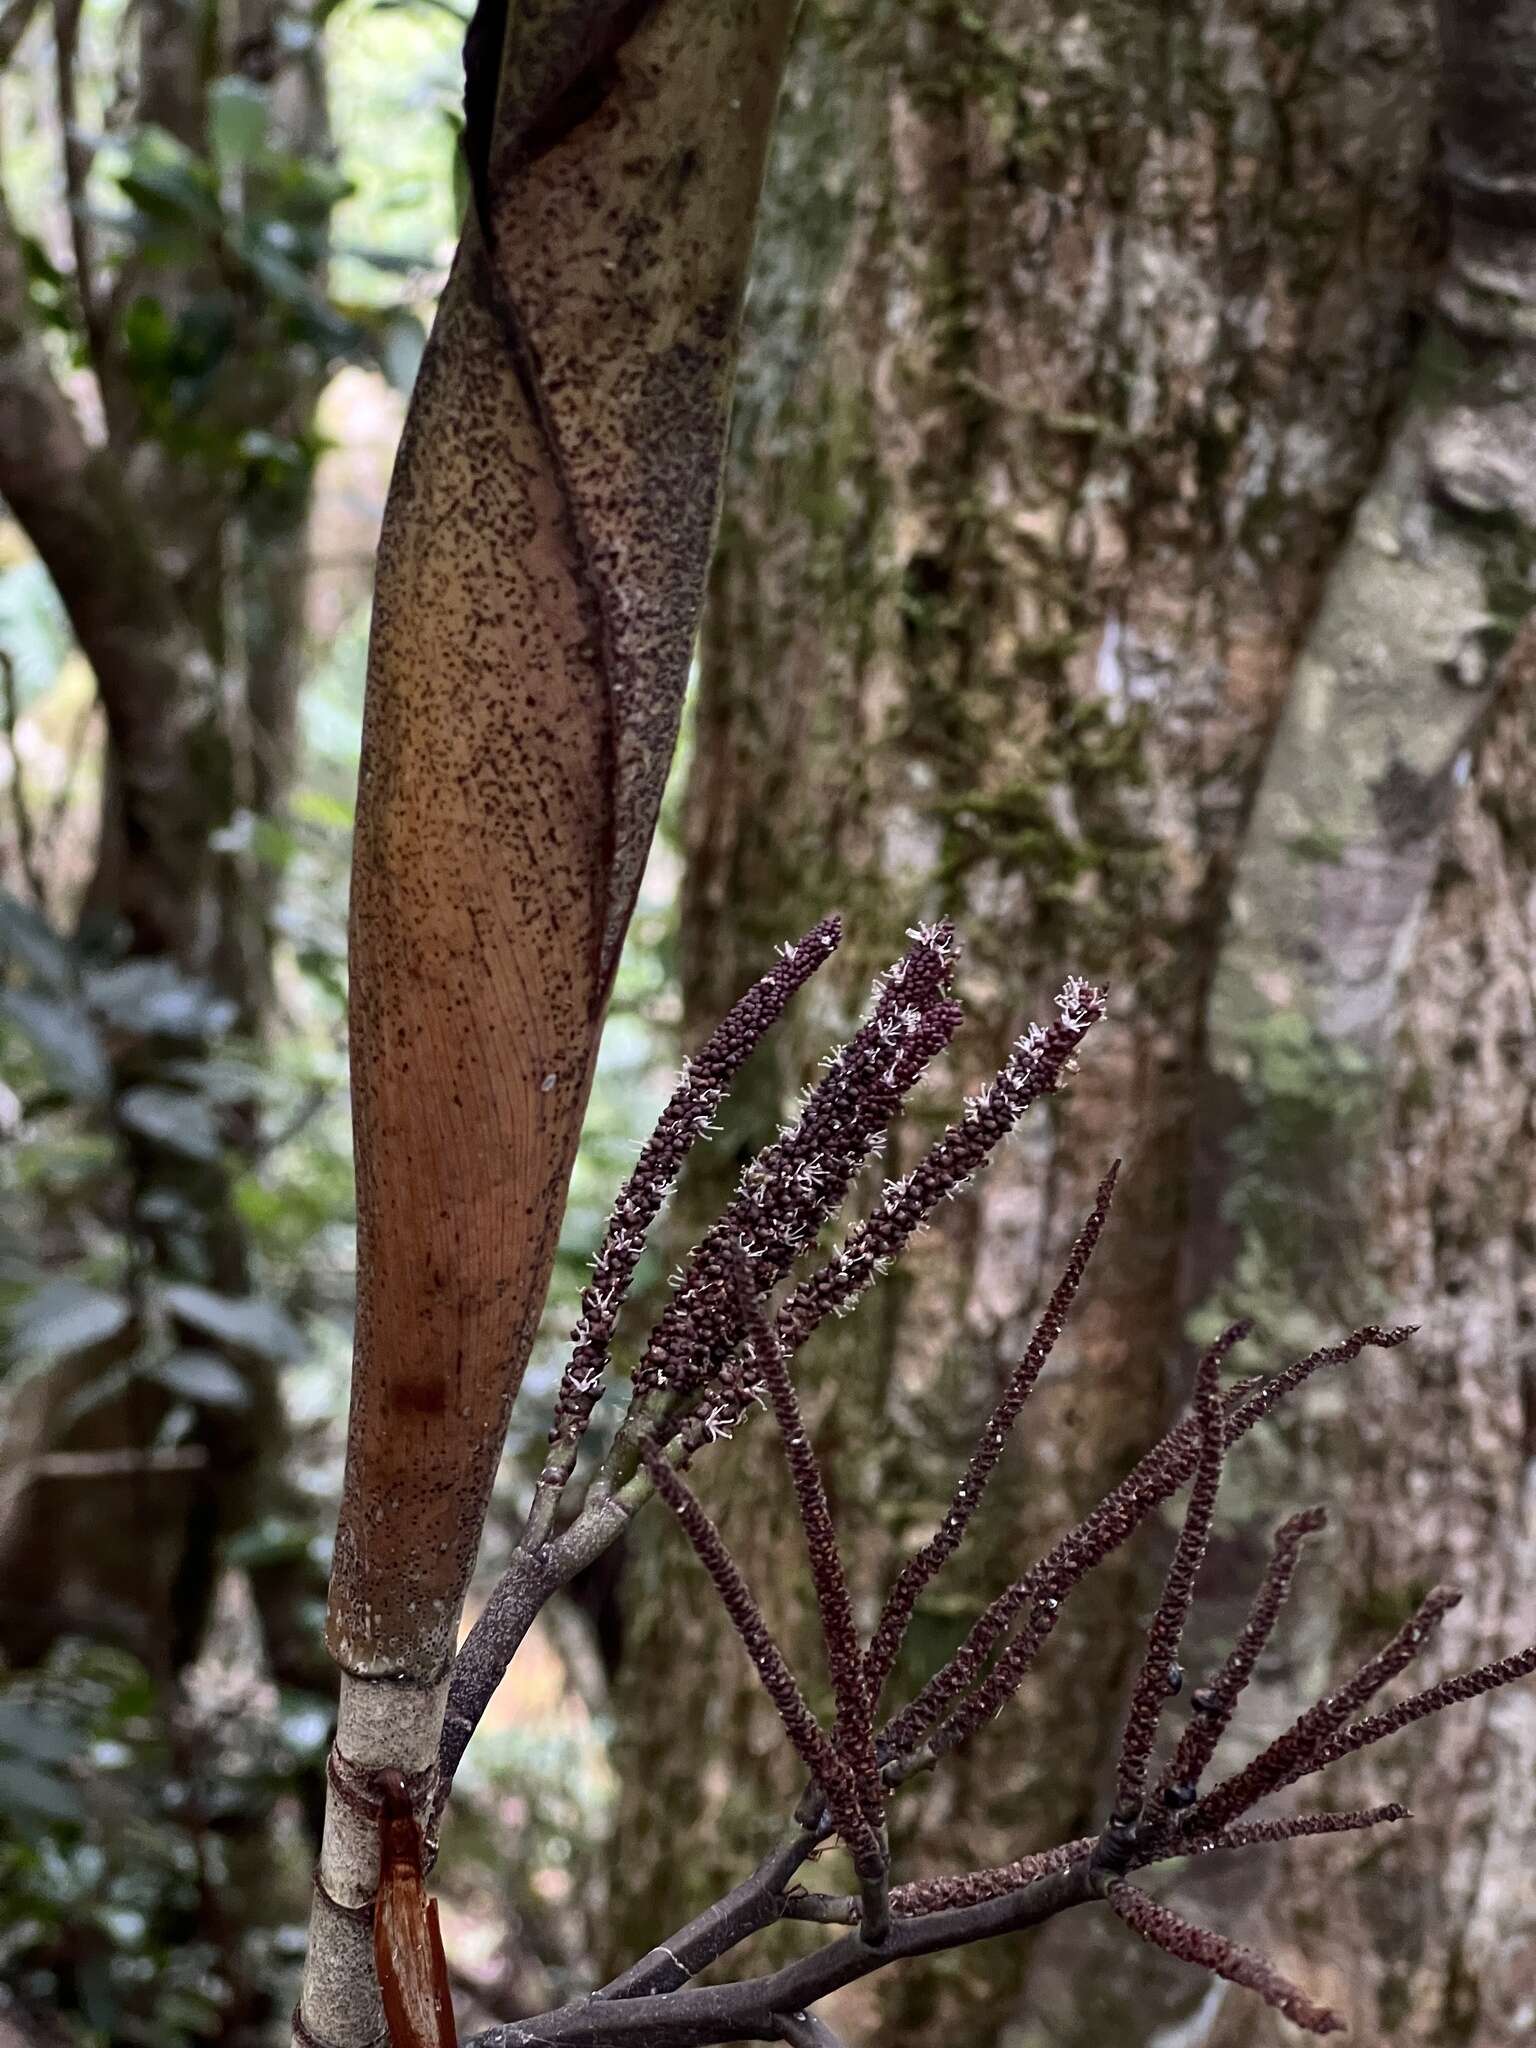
[1171,5,1536,2035]
[607,4,1447,2041]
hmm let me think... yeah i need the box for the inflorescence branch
[432,920,1534,2048]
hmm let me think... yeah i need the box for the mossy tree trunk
[606,4,1462,2042]
[1172,7,1536,2037]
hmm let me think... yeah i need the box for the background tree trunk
[0,0,335,1691]
[600,4,1536,2043]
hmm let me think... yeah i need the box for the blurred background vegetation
[0,1,665,2034]
[2,5,1534,2048]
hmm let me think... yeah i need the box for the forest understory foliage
[375,917,1536,2048]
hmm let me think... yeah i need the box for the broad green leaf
[117,126,221,232]
[149,1350,249,1409]
[0,891,75,991]
[0,1755,85,1826]
[6,1280,131,1361]
[162,1283,303,1362]
[85,958,237,1041]
[2,990,110,1102]
[157,1053,264,1105]
[117,1086,223,1163]
[0,1703,76,1764]
[0,1701,77,1764]
[209,76,269,170]
[55,1359,143,1429]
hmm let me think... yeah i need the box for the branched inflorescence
[450,920,1535,2047]
[527,916,843,1542]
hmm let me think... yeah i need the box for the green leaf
[148,1349,249,1409]
[291,788,353,831]
[2,990,110,1102]
[118,125,221,233]
[209,76,269,170]
[157,1052,264,1105]
[117,1085,224,1163]
[7,1280,131,1361]
[0,1755,85,1825]
[0,1700,78,1765]
[0,891,75,989]
[162,1283,303,1362]
[85,958,237,1041]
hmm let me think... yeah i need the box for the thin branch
[51,0,120,429]
[1164,1804,1411,1860]
[1173,1585,1462,1843]
[0,0,40,67]
[639,1441,866,1846]
[1105,1883,1342,2035]
[1113,1329,1232,1819]
[885,1835,1094,1917]
[1153,1505,1326,1810]
[466,1861,1097,2048]
[734,1265,891,1939]
[878,1323,1410,1765]
[1275,1642,1536,1789]
[863,1162,1119,1709]
[778,1892,863,1926]
[596,1829,823,2001]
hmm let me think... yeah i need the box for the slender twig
[1262,1642,1536,1793]
[49,0,125,438]
[863,1163,1119,1709]
[1164,1804,1411,1859]
[1170,1586,1462,1844]
[467,1861,1098,2048]
[1105,1883,1342,2035]
[731,1256,888,1939]
[639,1440,873,1865]
[1152,1504,1326,1811]
[879,1324,1407,1765]
[596,1828,824,2000]
[1113,1329,1231,1821]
